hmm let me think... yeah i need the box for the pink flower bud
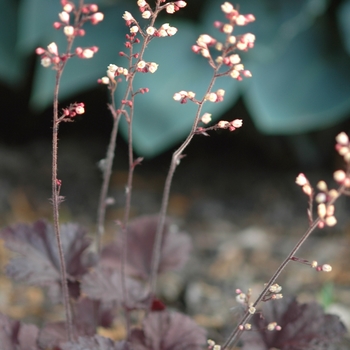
[35,47,46,55]
[89,4,98,12]
[175,1,187,8]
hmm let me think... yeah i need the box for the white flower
[231,119,243,128]
[108,64,118,73]
[235,15,246,25]
[206,92,217,102]
[142,11,151,19]
[230,70,240,79]
[47,42,58,56]
[63,3,74,12]
[137,0,147,7]
[322,264,332,272]
[295,173,308,186]
[336,132,349,145]
[201,113,212,124]
[82,49,94,58]
[130,26,139,33]
[41,57,52,67]
[223,24,233,34]
[76,105,85,114]
[100,76,109,84]
[173,93,182,101]
[63,26,74,36]
[236,41,248,50]
[160,23,170,30]
[166,26,178,36]
[148,62,158,73]
[221,2,234,14]
[166,4,175,13]
[228,36,236,44]
[216,89,225,97]
[122,11,133,21]
[146,26,156,35]
[137,60,146,69]
[59,11,70,24]
[158,29,168,37]
[333,170,346,182]
[197,34,213,45]
[229,54,241,64]
[243,33,256,43]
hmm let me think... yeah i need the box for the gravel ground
[0,136,349,344]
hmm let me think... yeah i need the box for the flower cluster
[136,0,186,15]
[207,339,221,350]
[192,2,255,80]
[217,119,243,131]
[59,102,85,122]
[173,90,196,104]
[54,1,104,37]
[296,133,350,228]
[262,283,283,301]
[35,1,103,68]
[204,89,225,103]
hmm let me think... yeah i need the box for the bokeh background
[0,0,350,345]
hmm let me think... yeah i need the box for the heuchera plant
[0,0,348,349]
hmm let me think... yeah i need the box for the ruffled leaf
[100,216,191,280]
[0,313,40,350]
[0,220,93,300]
[241,297,347,349]
[129,310,206,350]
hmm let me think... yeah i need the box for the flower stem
[52,70,73,342]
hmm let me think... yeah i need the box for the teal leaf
[0,0,24,86]
[337,0,350,56]
[243,20,350,134]
[29,5,127,110]
[17,0,61,55]
[117,19,241,157]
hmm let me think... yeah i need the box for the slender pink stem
[149,69,219,297]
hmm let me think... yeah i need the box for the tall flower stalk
[35,0,104,341]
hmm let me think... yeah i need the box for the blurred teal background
[1,0,350,165]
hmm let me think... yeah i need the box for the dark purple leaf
[0,313,40,350]
[100,216,191,280]
[241,297,347,350]
[0,220,93,300]
[128,310,207,350]
[73,297,115,333]
[38,322,67,349]
[37,297,116,349]
[61,335,130,350]
[81,266,149,308]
